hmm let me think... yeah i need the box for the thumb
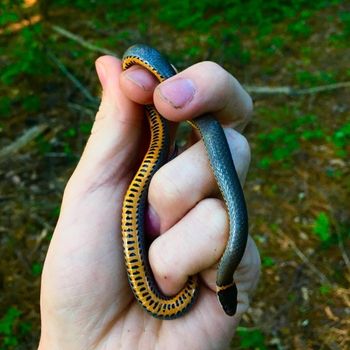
[65,55,144,199]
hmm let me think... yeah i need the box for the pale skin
[39,55,261,350]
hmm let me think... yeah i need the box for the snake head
[217,283,238,316]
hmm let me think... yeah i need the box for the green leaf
[301,129,325,140]
[64,128,77,138]
[258,157,272,169]
[0,307,21,335]
[31,262,43,277]
[237,327,267,350]
[19,321,32,335]
[332,122,350,149]
[288,19,311,38]
[319,285,331,295]
[80,123,93,135]
[51,206,61,219]
[22,95,41,113]
[0,10,19,26]
[262,256,276,267]
[313,212,331,241]
[0,97,11,118]
[3,335,19,346]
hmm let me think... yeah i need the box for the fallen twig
[51,24,115,56]
[336,229,350,276]
[0,14,41,35]
[277,229,331,285]
[0,124,47,162]
[68,102,96,116]
[47,51,99,105]
[9,20,99,105]
[50,25,350,96]
[244,82,350,95]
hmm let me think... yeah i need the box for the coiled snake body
[121,44,248,319]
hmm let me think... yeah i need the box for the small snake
[121,44,248,319]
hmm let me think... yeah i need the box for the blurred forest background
[0,0,349,349]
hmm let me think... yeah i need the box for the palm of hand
[41,180,256,349]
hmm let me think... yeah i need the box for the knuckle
[236,133,251,164]
[228,75,254,121]
[197,198,229,243]
[243,93,254,121]
[209,62,233,90]
[224,74,254,126]
[149,166,181,207]
[196,61,230,89]
[149,240,177,283]
[226,130,251,165]
[200,61,227,75]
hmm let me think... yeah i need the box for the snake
[121,44,248,319]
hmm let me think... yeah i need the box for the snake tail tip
[217,283,238,316]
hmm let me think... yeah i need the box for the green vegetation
[262,256,276,267]
[319,284,332,295]
[237,327,267,350]
[255,113,327,169]
[0,307,31,349]
[0,307,21,348]
[31,262,43,277]
[0,0,349,349]
[1,25,48,86]
[332,122,350,157]
[255,111,349,169]
[313,212,331,242]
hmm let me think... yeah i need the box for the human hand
[39,54,260,350]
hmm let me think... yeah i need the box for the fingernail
[145,205,161,241]
[125,68,155,91]
[158,78,196,108]
[95,60,107,89]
